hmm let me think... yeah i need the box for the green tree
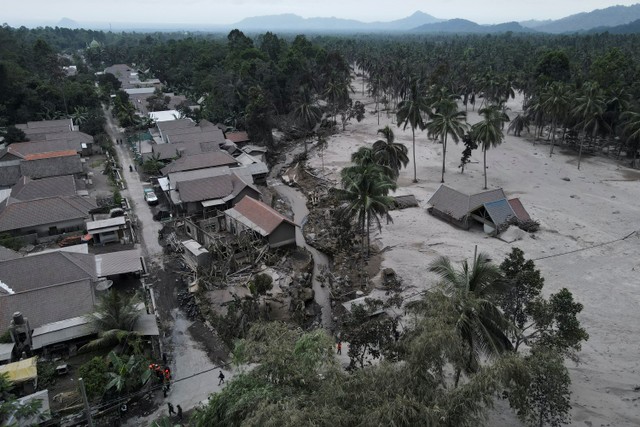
[396,78,428,183]
[105,351,151,394]
[336,163,396,256]
[471,105,509,189]
[0,126,27,144]
[497,248,545,350]
[245,86,274,147]
[0,373,43,426]
[81,290,141,352]
[507,113,530,137]
[458,132,478,174]
[620,110,640,163]
[508,347,572,427]
[78,357,109,401]
[291,85,321,155]
[372,125,409,180]
[340,299,398,369]
[429,251,513,386]
[426,99,468,183]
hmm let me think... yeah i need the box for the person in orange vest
[337,341,342,355]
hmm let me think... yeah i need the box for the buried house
[427,185,530,234]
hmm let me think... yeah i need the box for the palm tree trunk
[483,145,488,189]
[577,125,586,170]
[441,133,448,183]
[549,118,557,157]
[412,128,417,183]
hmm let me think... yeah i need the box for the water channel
[273,183,334,330]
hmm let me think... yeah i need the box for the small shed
[181,239,210,271]
[0,342,14,364]
[0,357,38,394]
[85,216,128,244]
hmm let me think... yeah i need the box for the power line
[531,230,638,261]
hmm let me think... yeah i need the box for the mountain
[587,18,640,34]
[534,4,640,33]
[231,11,442,32]
[57,17,79,29]
[413,19,534,34]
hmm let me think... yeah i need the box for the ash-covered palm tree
[372,126,409,180]
[540,82,571,157]
[426,99,468,183]
[572,82,607,170]
[291,85,322,156]
[471,105,509,189]
[429,251,513,386]
[620,110,640,165]
[336,163,396,256]
[397,78,428,183]
[82,290,141,352]
[507,113,530,137]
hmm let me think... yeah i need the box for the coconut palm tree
[429,251,513,387]
[291,85,322,156]
[471,105,509,189]
[426,99,468,183]
[396,78,428,183]
[372,126,409,180]
[81,290,141,352]
[572,82,607,170]
[620,110,640,165]
[507,113,530,137]
[540,82,571,157]
[336,163,396,256]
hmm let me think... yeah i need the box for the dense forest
[2,24,639,425]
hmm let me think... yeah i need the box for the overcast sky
[3,0,639,27]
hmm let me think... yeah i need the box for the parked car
[153,209,171,221]
[144,188,158,205]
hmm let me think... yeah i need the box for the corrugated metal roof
[508,198,531,221]
[95,249,142,277]
[483,199,517,226]
[32,316,95,350]
[134,314,159,336]
[0,343,14,362]
[160,151,238,175]
[86,216,126,232]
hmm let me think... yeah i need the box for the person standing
[218,370,225,385]
[176,404,183,421]
[167,402,176,416]
[337,341,342,355]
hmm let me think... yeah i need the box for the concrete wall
[15,218,86,238]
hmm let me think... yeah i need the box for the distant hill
[413,19,534,34]
[587,18,640,34]
[231,11,442,32]
[534,4,640,33]
[519,19,553,29]
[57,17,79,29]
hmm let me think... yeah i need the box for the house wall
[428,208,469,230]
[12,218,86,238]
[267,223,296,248]
[232,187,260,206]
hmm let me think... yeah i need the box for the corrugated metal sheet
[508,198,531,221]
[483,199,517,226]
[428,185,507,220]
[32,316,95,350]
[134,314,159,336]
[95,249,142,277]
[0,343,14,362]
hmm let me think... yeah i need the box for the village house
[224,196,296,248]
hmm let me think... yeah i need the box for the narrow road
[102,107,225,425]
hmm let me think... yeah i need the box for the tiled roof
[10,175,78,201]
[177,174,234,203]
[161,151,238,175]
[0,195,96,232]
[23,150,79,161]
[0,280,95,331]
[0,164,22,187]
[9,140,81,159]
[168,129,226,144]
[225,131,250,143]
[152,140,219,161]
[0,246,20,261]
[17,119,73,130]
[428,185,506,220]
[0,251,96,294]
[225,196,293,236]
[20,154,84,179]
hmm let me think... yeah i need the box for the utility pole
[78,377,94,427]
